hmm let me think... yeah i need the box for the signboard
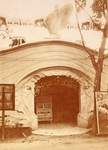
[0,84,15,140]
[95,91,108,134]
[35,96,53,123]
[0,84,15,110]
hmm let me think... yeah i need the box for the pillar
[77,84,94,128]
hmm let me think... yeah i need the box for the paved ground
[0,123,108,150]
[32,123,90,135]
[0,130,108,150]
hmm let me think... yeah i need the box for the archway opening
[34,75,80,125]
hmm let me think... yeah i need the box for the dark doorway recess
[34,76,80,124]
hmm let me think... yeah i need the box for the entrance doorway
[34,76,80,125]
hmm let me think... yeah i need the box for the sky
[0,0,93,22]
[0,0,75,19]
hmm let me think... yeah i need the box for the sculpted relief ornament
[5,70,94,129]
[80,84,94,114]
[5,78,38,130]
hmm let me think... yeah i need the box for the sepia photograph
[0,0,108,150]
[95,91,108,134]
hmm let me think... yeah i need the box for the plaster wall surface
[0,40,108,129]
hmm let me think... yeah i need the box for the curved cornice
[0,40,98,56]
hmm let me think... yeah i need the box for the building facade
[0,40,108,130]
[0,14,45,27]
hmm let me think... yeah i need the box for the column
[77,85,94,128]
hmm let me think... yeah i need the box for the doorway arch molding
[15,66,94,128]
[16,66,94,90]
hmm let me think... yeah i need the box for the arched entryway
[34,76,80,125]
[14,66,94,130]
[1,39,107,132]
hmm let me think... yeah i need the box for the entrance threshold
[32,123,90,136]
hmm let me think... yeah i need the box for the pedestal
[77,112,93,128]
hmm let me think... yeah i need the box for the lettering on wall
[34,76,78,96]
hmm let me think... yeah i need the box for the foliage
[0,17,6,27]
[91,0,107,18]
[76,0,86,12]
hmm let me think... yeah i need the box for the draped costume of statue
[45,3,73,38]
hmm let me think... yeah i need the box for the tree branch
[75,0,100,70]
[90,54,98,70]
[0,29,12,38]
[75,0,94,57]
[103,2,106,19]
[75,0,104,32]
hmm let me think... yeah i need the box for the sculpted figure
[45,3,73,38]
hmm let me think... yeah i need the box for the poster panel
[0,84,15,110]
[0,93,2,101]
[95,91,108,134]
